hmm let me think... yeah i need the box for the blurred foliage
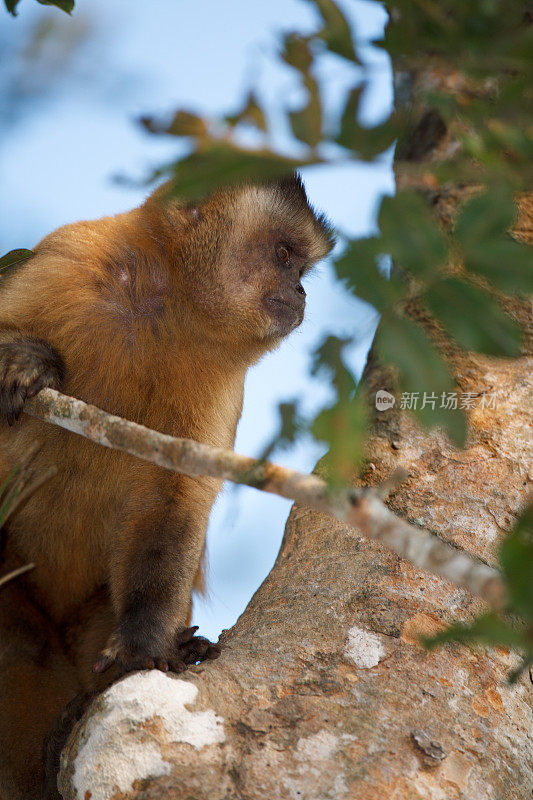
[4,0,532,672]
[4,0,73,15]
[0,248,33,274]
[310,336,369,481]
[260,401,304,462]
[425,502,533,682]
[0,10,93,133]
[132,0,531,472]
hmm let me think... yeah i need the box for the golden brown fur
[0,175,333,799]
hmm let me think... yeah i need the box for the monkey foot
[93,625,221,675]
[173,624,221,669]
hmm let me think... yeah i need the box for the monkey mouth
[264,296,304,327]
[263,295,304,333]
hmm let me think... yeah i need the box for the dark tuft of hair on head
[275,173,309,207]
[272,172,335,256]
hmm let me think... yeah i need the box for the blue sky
[0,0,393,639]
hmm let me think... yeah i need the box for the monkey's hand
[93,625,221,675]
[0,336,64,425]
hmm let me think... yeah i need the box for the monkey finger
[168,659,187,674]
[206,644,221,660]
[92,654,114,674]
[191,637,210,657]
[11,388,26,421]
[92,640,121,673]
[175,625,199,645]
[25,375,47,400]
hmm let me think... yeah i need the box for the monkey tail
[192,543,208,597]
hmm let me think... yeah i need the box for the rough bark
[58,348,532,800]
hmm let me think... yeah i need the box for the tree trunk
[58,24,532,800]
[58,339,532,799]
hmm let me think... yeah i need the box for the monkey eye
[276,243,291,265]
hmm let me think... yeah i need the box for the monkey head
[157,174,334,352]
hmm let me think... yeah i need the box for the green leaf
[164,111,207,138]
[353,120,398,160]
[281,34,314,72]
[36,0,74,12]
[310,335,367,482]
[156,143,316,201]
[140,110,208,139]
[289,75,322,148]
[311,387,368,483]
[260,401,303,460]
[311,335,356,397]
[422,612,530,654]
[455,191,533,295]
[378,192,448,277]
[500,502,533,622]
[0,249,33,275]
[336,86,363,150]
[334,237,404,311]
[336,88,398,158]
[455,189,515,247]
[277,401,301,446]
[426,277,521,357]
[375,314,467,445]
[225,91,268,133]
[384,0,528,62]
[461,239,533,295]
[4,0,20,15]
[306,0,359,63]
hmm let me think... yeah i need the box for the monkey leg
[0,561,79,800]
[91,483,221,676]
[67,586,218,691]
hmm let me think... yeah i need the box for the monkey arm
[0,330,64,425]
[0,247,78,426]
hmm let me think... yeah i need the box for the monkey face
[262,240,308,337]
[211,178,335,346]
[159,175,334,351]
[213,226,314,345]
[246,233,308,339]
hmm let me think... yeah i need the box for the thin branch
[25,388,506,609]
[0,562,35,589]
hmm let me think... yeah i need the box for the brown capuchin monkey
[0,174,334,800]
